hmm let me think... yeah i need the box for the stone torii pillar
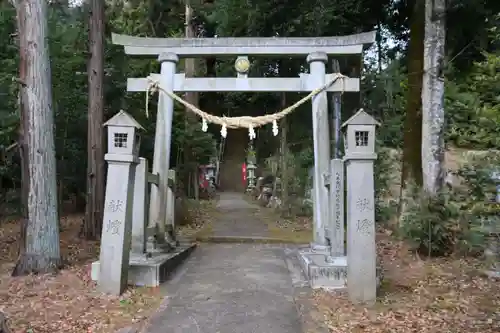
[149,53,178,246]
[308,52,331,248]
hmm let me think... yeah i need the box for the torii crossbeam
[112,31,376,57]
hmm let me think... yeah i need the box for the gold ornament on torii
[234,56,250,74]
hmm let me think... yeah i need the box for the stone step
[91,243,196,287]
[195,235,309,244]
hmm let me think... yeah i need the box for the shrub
[399,186,461,256]
[399,152,500,257]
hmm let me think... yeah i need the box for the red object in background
[199,166,209,189]
[242,163,247,185]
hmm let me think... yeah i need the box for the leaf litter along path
[311,232,500,333]
[0,216,166,333]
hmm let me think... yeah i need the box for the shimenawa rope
[145,73,346,138]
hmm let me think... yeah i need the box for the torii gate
[112,31,375,252]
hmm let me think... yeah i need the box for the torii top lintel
[111,31,376,57]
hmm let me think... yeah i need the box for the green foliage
[172,109,216,167]
[0,0,217,213]
[455,153,500,255]
[399,186,461,256]
[0,2,19,187]
[263,147,312,195]
[399,152,500,257]
[456,153,500,202]
[363,62,407,148]
[374,146,398,223]
[446,52,500,149]
[366,47,500,150]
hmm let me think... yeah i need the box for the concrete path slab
[210,192,270,238]
[215,192,258,211]
[143,244,303,333]
[134,192,314,333]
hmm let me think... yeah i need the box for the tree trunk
[421,0,446,195]
[183,0,199,198]
[193,168,199,200]
[12,0,62,276]
[376,21,383,73]
[280,92,289,214]
[398,0,425,224]
[83,0,106,240]
[330,59,342,158]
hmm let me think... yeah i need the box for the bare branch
[5,142,19,153]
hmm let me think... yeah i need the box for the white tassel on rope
[248,125,256,140]
[272,120,278,136]
[220,124,227,138]
[201,118,208,132]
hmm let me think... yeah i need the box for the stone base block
[91,243,196,287]
[298,249,347,290]
[298,248,383,291]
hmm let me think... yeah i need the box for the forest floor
[311,231,500,333]
[0,215,161,333]
[307,148,500,332]
[0,200,213,333]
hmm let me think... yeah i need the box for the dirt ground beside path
[0,216,164,333]
[0,198,215,333]
[311,232,500,333]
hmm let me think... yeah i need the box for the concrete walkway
[141,192,306,333]
[210,192,270,238]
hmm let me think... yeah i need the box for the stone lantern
[246,163,257,191]
[342,108,378,158]
[246,142,257,191]
[104,110,143,158]
[96,110,143,295]
[341,108,380,305]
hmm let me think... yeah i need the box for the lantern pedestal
[91,244,196,287]
[297,247,348,289]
